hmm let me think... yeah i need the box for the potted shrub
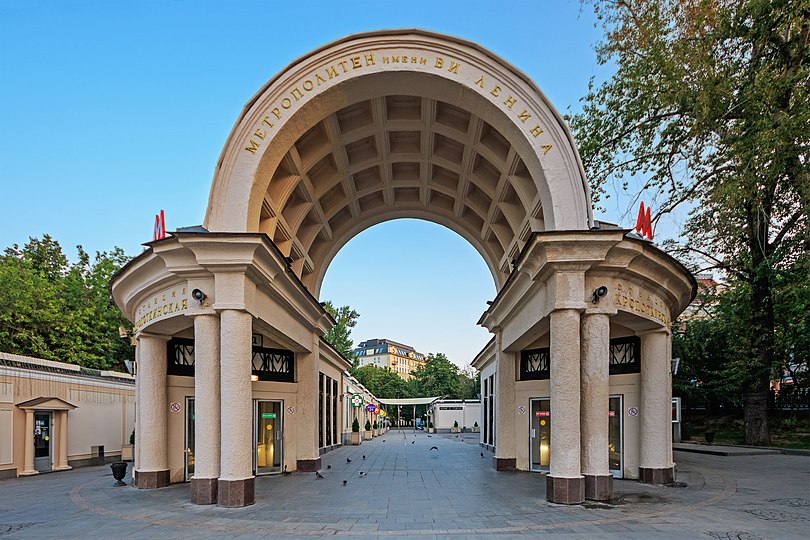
[351,418,362,445]
[364,419,373,441]
[372,420,379,436]
[121,429,134,461]
[451,420,461,433]
[471,421,480,433]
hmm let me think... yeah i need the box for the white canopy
[376,397,443,405]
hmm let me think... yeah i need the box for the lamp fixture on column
[592,286,608,304]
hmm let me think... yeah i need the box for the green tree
[0,236,133,370]
[351,364,409,398]
[410,352,461,398]
[456,371,481,400]
[572,0,810,444]
[0,240,65,358]
[322,301,359,359]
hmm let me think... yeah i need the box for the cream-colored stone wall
[0,356,134,477]
[513,375,640,478]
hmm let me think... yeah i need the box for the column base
[19,469,39,476]
[191,477,219,505]
[134,469,170,489]
[639,467,675,485]
[218,477,254,508]
[546,475,585,504]
[52,465,72,471]
[494,458,516,471]
[584,474,613,501]
[296,458,321,472]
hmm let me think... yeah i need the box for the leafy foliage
[573,0,810,444]
[350,351,479,400]
[322,301,359,359]
[0,235,133,370]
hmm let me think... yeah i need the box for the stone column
[54,411,71,470]
[218,309,254,507]
[494,332,516,470]
[133,342,140,476]
[20,409,37,475]
[640,329,674,484]
[135,333,170,488]
[191,313,221,504]
[547,308,584,504]
[296,334,321,471]
[580,313,611,500]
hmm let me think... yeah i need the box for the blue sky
[0,1,674,367]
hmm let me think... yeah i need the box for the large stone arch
[204,30,593,296]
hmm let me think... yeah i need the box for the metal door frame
[253,399,284,476]
[529,397,550,472]
[33,411,53,472]
[184,397,195,482]
[609,394,624,479]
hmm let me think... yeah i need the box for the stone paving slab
[0,429,808,538]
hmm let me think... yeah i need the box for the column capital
[638,326,671,337]
[583,306,617,316]
[191,309,220,318]
[136,331,171,343]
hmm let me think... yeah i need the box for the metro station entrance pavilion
[111,30,695,507]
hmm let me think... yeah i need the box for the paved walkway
[1,429,808,538]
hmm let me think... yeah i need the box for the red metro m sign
[635,201,653,241]
[153,210,167,241]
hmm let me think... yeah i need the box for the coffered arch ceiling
[204,30,593,297]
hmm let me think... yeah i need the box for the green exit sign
[262,413,277,419]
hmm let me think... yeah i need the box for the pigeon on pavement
[411,441,415,444]
[315,471,324,479]
[480,452,484,458]
[327,465,331,469]
[342,480,347,486]
[362,455,366,460]
[359,471,367,477]
[347,458,352,463]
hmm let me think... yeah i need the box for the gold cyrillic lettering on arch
[240,50,482,157]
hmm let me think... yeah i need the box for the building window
[167,338,195,376]
[482,374,495,447]
[332,379,338,446]
[519,348,550,380]
[251,347,295,382]
[319,373,324,448]
[325,375,332,446]
[609,337,641,374]
[319,373,340,449]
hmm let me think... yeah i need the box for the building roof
[16,396,77,410]
[376,397,443,406]
[0,351,135,385]
[353,338,426,360]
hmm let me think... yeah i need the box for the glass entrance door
[33,412,52,472]
[529,398,551,472]
[255,400,283,475]
[609,395,623,478]
[185,398,195,482]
